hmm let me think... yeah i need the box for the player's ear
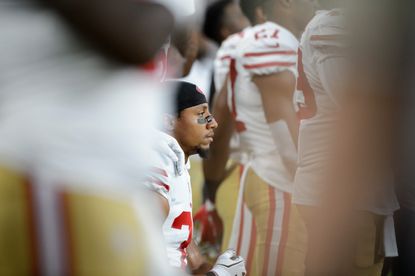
[163,113,177,132]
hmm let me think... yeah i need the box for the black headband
[167,81,208,115]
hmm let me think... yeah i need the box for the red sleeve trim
[152,178,170,192]
[243,61,296,69]
[220,55,232,61]
[310,34,343,41]
[328,10,341,16]
[150,167,168,177]
[244,50,297,57]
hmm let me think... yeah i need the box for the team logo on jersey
[195,86,205,95]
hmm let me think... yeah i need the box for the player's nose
[208,117,218,129]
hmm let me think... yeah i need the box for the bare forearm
[254,71,298,146]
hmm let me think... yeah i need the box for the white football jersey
[229,22,298,192]
[145,132,193,269]
[293,10,399,214]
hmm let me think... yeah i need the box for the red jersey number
[254,29,279,40]
[171,211,193,249]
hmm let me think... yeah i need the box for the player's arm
[202,78,235,203]
[253,70,299,147]
[187,240,212,275]
[43,0,174,64]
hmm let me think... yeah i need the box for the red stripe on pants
[263,187,276,276]
[236,198,245,255]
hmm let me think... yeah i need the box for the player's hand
[207,249,246,276]
[193,199,223,245]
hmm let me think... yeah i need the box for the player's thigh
[244,169,290,275]
[243,168,272,241]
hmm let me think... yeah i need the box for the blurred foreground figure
[0,0,179,275]
[293,1,403,275]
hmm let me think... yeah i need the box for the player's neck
[271,15,302,39]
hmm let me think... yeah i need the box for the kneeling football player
[145,81,246,275]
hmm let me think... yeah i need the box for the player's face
[174,103,218,156]
[291,0,317,31]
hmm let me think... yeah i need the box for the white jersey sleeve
[144,131,179,200]
[214,32,245,92]
[306,9,348,105]
[239,22,299,78]
[145,164,170,200]
[308,10,347,63]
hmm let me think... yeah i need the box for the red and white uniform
[214,32,246,93]
[214,30,251,164]
[146,132,193,269]
[227,22,299,275]
[229,22,298,192]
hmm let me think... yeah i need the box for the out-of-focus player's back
[294,9,348,205]
[293,7,399,275]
